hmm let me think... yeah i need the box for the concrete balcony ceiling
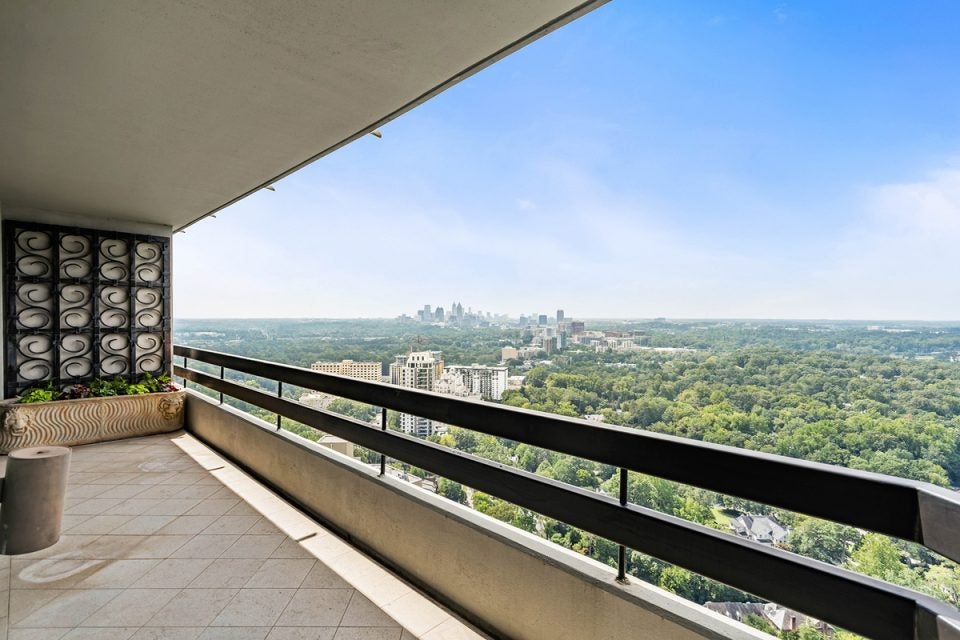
[0,0,605,230]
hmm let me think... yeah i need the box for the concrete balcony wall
[185,391,767,640]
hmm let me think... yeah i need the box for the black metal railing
[174,345,960,640]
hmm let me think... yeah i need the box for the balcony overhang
[0,0,606,230]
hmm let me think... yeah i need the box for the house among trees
[730,514,789,545]
[705,601,833,636]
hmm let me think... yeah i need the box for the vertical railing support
[182,357,189,389]
[218,365,224,404]
[380,407,388,476]
[276,381,283,430]
[617,467,629,582]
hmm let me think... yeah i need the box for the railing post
[276,381,283,430]
[617,467,628,582]
[182,356,188,389]
[380,407,387,476]
[219,365,224,404]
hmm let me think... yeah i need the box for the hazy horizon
[175,2,960,320]
[173,316,960,324]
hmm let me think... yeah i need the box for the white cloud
[866,168,960,236]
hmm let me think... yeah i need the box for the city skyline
[174,2,960,320]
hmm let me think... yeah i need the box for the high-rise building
[311,359,382,382]
[570,321,585,335]
[556,309,564,324]
[435,306,445,322]
[538,314,548,326]
[390,351,444,437]
[543,336,557,354]
[446,365,508,400]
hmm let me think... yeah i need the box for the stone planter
[0,391,185,453]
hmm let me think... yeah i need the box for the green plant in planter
[19,374,180,403]
[18,383,63,403]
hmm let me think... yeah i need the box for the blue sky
[175,1,960,320]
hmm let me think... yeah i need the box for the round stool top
[9,446,71,459]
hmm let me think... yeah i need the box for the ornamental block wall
[3,220,171,397]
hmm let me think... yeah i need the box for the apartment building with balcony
[311,360,384,383]
[0,3,959,640]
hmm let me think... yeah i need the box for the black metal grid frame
[175,344,960,640]
[4,220,171,397]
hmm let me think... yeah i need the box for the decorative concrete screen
[3,220,170,398]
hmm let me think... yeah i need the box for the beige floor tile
[267,628,337,640]
[79,588,179,627]
[245,559,315,588]
[247,518,284,535]
[170,534,240,559]
[110,514,178,535]
[62,627,138,639]
[126,534,194,559]
[9,589,62,625]
[136,484,190,501]
[143,498,204,516]
[66,485,111,499]
[168,472,209,485]
[82,535,151,559]
[224,501,260,517]
[299,563,352,590]
[65,497,126,516]
[14,588,122,628]
[172,484,222,500]
[145,587,239,627]
[220,534,285,559]
[275,589,354,627]
[211,588,296,626]
[341,593,403,628]
[201,515,261,535]
[66,514,135,535]
[333,629,402,640]
[206,487,242,500]
[271,538,316,559]
[188,558,265,588]
[131,558,214,588]
[60,513,96,532]
[129,627,204,639]
[75,559,162,589]
[102,499,159,516]
[186,499,241,517]
[267,627,337,640]
[95,484,152,500]
[198,628,271,640]
[156,515,220,535]
[9,628,68,640]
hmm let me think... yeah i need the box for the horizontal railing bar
[177,364,959,640]
[172,345,960,566]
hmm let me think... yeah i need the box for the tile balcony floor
[0,431,487,640]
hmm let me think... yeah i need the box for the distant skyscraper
[556,309,564,324]
[435,307,445,322]
[570,321,585,335]
[389,351,444,437]
[538,314,548,326]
